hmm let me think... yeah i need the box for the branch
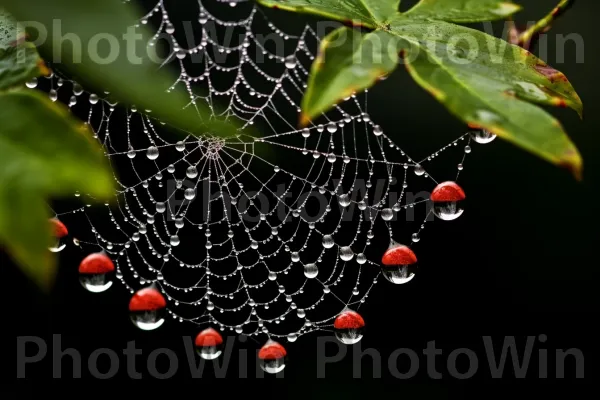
[514,0,574,47]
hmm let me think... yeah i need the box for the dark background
[6,0,598,396]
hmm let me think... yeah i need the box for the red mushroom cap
[430,181,466,202]
[381,244,417,266]
[129,287,167,312]
[78,252,115,274]
[195,328,223,347]
[334,309,365,330]
[258,340,287,360]
[50,218,68,238]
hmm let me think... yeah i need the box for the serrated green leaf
[257,0,400,28]
[0,90,114,290]
[405,0,522,23]
[0,42,48,90]
[0,0,241,137]
[280,0,583,177]
[300,27,399,125]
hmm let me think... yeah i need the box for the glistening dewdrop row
[48,176,474,374]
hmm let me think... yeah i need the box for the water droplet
[338,194,351,207]
[327,153,336,163]
[73,83,83,96]
[381,244,417,284]
[431,181,465,221]
[170,235,180,246]
[259,340,286,374]
[304,263,318,278]
[26,78,37,88]
[268,271,277,281]
[186,166,198,179]
[175,141,185,152]
[284,55,297,69]
[373,125,383,136]
[287,333,297,342]
[327,122,338,133]
[381,208,394,221]
[414,164,425,176]
[78,252,115,293]
[156,202,166,213]
[49,89,58,102]
[184,188,196,200]
[301,128,310,138]
[146,146,159,160]
[176,49,187,59]
[322,235,334,249]
[127,148,136,159]
[340,246,354,261]
[195,328,223,360]
[411,233,420,243]
[129,286,167,330]
[89,93,99,104]
[49,218,68,252]
[291,252,300,262]
[334,309,365,345]
[356,253,367,264]
[470,129,496,144]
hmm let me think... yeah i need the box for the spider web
[35,0,493,343]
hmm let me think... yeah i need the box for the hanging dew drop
[373,125,383,136]
[470,129,496,144]
[49,89,58,102]
[49,218,68,253]
[381,243,418,284]
[327,154,336,163]
[334,309,365,345]
[414,164,425,176]
[284,55,297,69]
[184,188,196,200]
[411,233,420,243]
[195,328,223,360]
[381,208,394,221]
[322,235,334,249]
[73,83,83,96]
[356,253,367,265]
[338,194,351,207]
[340,246,354,261]
[156,202,166,213]
[170,235,180,246]
[78,252,115,293]
[327,122,338,133]
[129,286,167,330]
[268,271,277,281]
[146,146,159,160]
[127,148,136,159]
[175,141,185,152]
[259,340,287,374]
[186,166,198,179]
[304,263,318,278]
[431,181,466,221]
[26,78,37,88]
[89,94,99,104]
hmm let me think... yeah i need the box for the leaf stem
[517,0,574,47]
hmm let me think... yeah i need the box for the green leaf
[0,10,49,90]
[257,0,400,28]
[300,27,399,125]
[271,0,583,177]
[405,0,522,23]
[0,0,240,137]
[0,90,114,290]
[0,42,48,90]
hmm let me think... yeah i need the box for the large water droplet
[470,129,496,144]
[26,78,37,88]
[129,286,167,330]
[373,125,383,136]
[175,141,185,152]
[381,208,394,221]
[340,246,354,261]
[170,235,180,246]
[186,166,198,179]
[322,235,334,249]
[146,146,159,160]
[414,164,425,176]
[338,194,351,207]
[156,202,166,213]
[327,122,338,133]
[334,309,365,345]
[304,263,318,278]
[433,202,464,221]
[195,328,223,360]
[78,252,115,293]
[259,340,286,374]
[184,188,196,200]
